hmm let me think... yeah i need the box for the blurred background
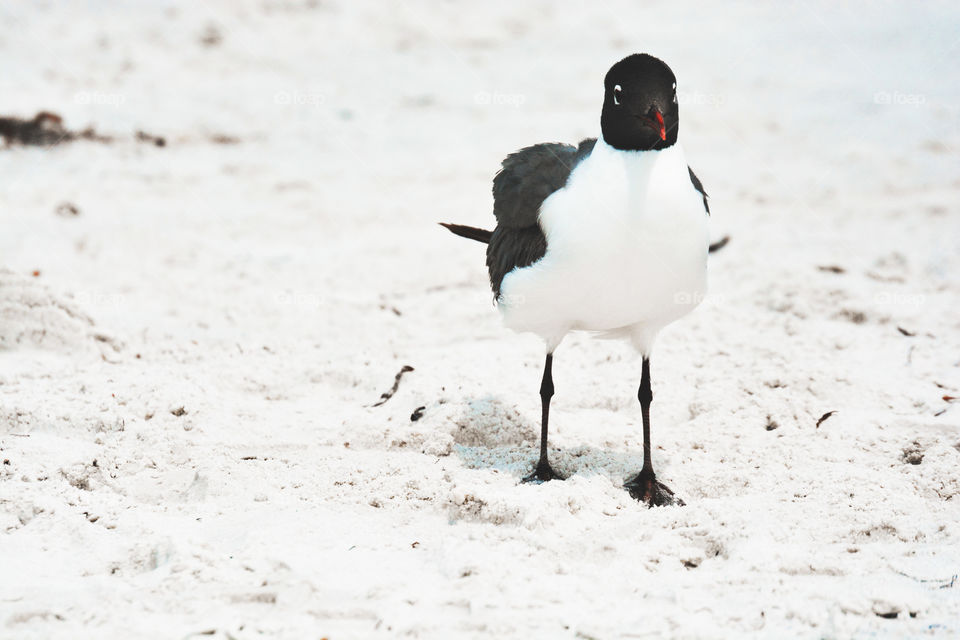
[3,1,958,311]
[1,1,957,343]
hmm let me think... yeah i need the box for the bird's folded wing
[487,139,595,297]
[687,166,709,215]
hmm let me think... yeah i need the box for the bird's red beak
[654,110,666,141]
[636,110,668,141]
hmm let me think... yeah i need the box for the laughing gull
[442,53,712,507]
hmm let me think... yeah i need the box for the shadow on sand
[450,396,648,483]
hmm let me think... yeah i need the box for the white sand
[2,1,959,637]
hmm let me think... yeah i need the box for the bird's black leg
[624,357,683,506]
[522,353,564,483]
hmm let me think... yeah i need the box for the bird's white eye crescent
[613,84,622,105]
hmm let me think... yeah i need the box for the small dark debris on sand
[1,112,237,150]
[902,441,924,465]
[209,133,240,145]
[410,405,426,421]
[0,111,110,146]
[170,406,187,417]
[817,265,846,274]
[838,309,867,324]
[934,395,955,417]
[897,326,916,337]
[815,411,836,428]
[372,365,414,407]
[136,130,166,147]
[55,202,80,217]
[199,24,223,47]
[708,236,730,253]
[764,416,779,431]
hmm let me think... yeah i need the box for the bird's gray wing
[487,139,595,298]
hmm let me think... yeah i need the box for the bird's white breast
[498,138,708,353]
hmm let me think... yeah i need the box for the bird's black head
[601,53,678,152]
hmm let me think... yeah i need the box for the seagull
[442,53,716,507]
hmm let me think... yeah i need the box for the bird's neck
[596,136,683,184]
[586,138,687,217]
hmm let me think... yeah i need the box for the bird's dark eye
[613,84,622,106]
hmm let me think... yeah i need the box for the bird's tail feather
[441,223,727,253]
[439,223,492,244]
